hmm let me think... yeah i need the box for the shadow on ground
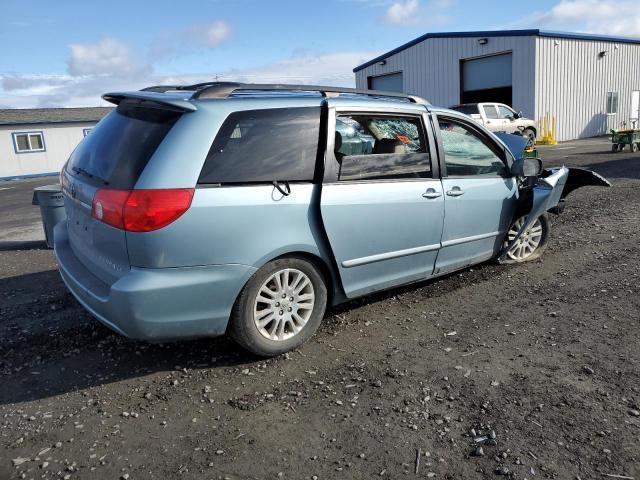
[0,250,514,406]
[0,240,48,251]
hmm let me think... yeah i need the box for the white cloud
[68,38,146,76]
[383,0,419,25]
[218,51,379,86]
[538,0,640,36]
[380,0,452,26]
[151,21,231,60]
[0,50,380,108]
[191,21,231,48]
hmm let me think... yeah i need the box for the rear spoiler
[102,92,197,112]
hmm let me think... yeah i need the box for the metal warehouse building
[354,29,640,141]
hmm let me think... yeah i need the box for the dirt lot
[1,138,639,480]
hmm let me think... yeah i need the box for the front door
[320,107,444,298]
[496,104,520,133]
[434,114,518,274]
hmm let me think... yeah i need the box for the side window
[438,117,508,177]
[335,114,431,181]
[12,131,45,153]
[199,107,320,184]
[497,105,516,119]
[482,105,500,120]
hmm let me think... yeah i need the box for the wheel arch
[238,246,346,310]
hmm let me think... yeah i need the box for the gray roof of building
[0,107,113,126]
[354,29,640,72]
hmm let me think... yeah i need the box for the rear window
[198,107,320,184]
[66,102,180,189]
[451,105,479,115]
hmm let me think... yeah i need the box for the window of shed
[12,132,45,153]
[606,92,618,115]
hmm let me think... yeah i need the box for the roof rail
[196,82,429,104]
[138,81,429,104]
[139,85,183,93]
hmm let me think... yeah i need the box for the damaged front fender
[501,167,611,255]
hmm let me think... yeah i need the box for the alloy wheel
[506,216,543,261]
[253,268,315,341]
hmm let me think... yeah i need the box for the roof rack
[139,82,429,104]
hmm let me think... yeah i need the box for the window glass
[199,107,320,184]
[13,132,44,152]
[29,134,43,149]
[336,114,431,181]
[451,105,479,115]
[438,118,507,177]
[482,105,500,119]
[67,102,180,188]
[607,92,618,114]
[497,105,516,119]
[15,134,30,151]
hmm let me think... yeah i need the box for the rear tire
[229,256,327,357]
[498,213,550,264]
[612,144,619,152]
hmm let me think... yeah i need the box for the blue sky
[1,0,638,107]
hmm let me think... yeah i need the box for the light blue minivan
[54,83,608,356]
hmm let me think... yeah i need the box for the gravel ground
[1,139,639,480]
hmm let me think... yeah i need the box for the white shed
[0,107,112,179]
[354,29,640,141]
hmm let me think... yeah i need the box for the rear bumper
[53,221,256,340]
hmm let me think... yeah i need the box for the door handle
[446,187,464,197]
[422,188,442,199]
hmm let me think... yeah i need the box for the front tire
[523,128,536,148]
[498,213,550,264]
[229,256,327,357]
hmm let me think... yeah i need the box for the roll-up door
[461,53,512,105]
[368,72,404,92]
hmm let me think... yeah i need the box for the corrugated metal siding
[535,37,640,140]
[355,36,536,118]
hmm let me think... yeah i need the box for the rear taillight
[92,188,194,232]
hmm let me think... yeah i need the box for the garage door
[461,53,512,105]
[368,72,403,92]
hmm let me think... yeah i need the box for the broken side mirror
[511,157,543,177]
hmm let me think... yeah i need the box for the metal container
[32,184,66,248]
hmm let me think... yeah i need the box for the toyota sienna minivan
[54,82,609,356]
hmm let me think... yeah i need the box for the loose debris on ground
[1,144,639,479]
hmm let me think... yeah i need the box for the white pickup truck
[450,102,537,146]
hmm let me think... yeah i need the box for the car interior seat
[374,138,405,154]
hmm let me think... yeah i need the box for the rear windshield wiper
[71,166,110,186]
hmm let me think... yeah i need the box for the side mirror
[511,157,543,177]
[515,111,523,119]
